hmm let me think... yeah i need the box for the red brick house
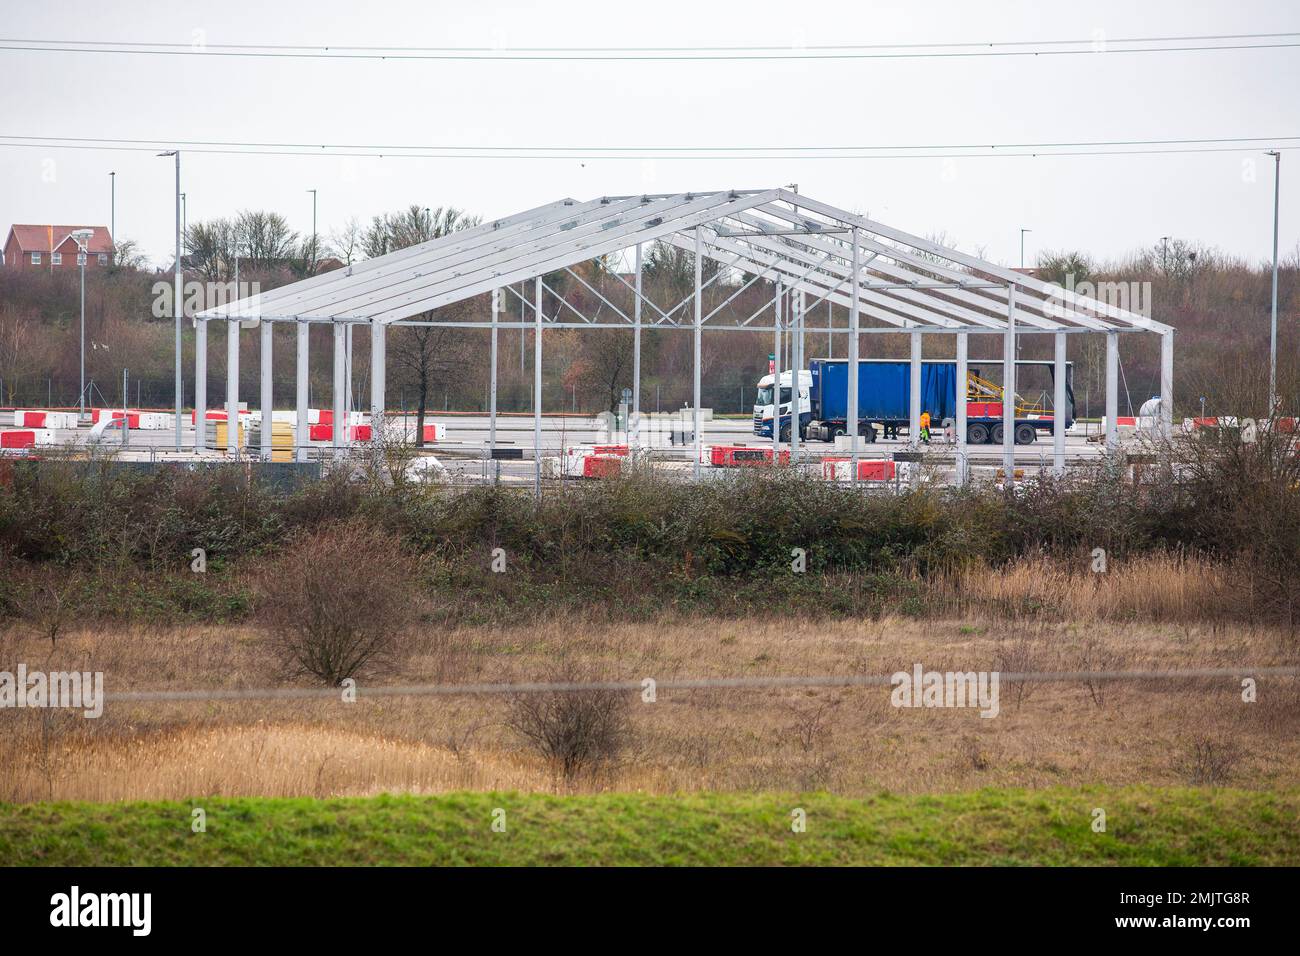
[3,224,114,271]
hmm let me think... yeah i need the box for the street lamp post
[1018,228,1031,359]
[71,229,93,422]
[108,172,115,259]
[158,151,182,449]
[1266,151,1281,415]
[306,189,317,269]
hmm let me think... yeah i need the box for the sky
[1,0,1297,269]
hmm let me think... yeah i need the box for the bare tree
[236,210,299,270]
[506,664,633,783]
[260,522,419,685]
[363,204,481,443]
[108,238,148,272]
[568,328,635,412]
[330,216,364,266]
[184,218,238,281]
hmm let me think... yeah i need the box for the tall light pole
[159,151,182,449]
[108,172,115,259]
[1160,236,1170,271]
[71,229,93,422]
[1018,228,1031,359]
[1266,151,1281,415]
[306,189,317,269]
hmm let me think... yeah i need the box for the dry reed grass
[944,553,1237,623]
[2,587,1296,802]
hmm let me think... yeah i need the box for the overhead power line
[3,133,1296,154]
[0,134,1295,161]
[0,31,1298,61]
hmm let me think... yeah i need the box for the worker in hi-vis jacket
[919,410,931,444]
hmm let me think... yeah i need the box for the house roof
[6,225,114,255]
[198,189,1169,335]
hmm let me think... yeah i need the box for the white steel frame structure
[196,188,1173,492]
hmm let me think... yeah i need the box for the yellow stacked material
[214,420,245,451]
[271,421,294,462]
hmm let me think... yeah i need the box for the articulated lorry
[754,358,1074,445]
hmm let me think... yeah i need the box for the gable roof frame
[197,188,1170,338]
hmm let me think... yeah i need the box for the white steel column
[344,324,354,421]
[534,276,543,500]
[370,321,385,442]
[332,322,346,456]
[955,331,968,487]
[295,322,309,462]
[489,288,499,452]
[827,299,833,359]
[259,320,273,460]
[194,319,206,451]
[693,227,703,480]
[1160,330,1174,438]
[790,287,800,374]
[848,228,860,486]
[1105,331,1119,452]
[1053,331,1067,477]
[772,280,782,461]
[1002,287,1017,483]
[791,287,802,463]
[632,242,642,445]
[909,330,922,449]
[226,320,240,457]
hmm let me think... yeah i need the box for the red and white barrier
[192,409,252,425]
[581,456,622,478]
[11,410,77,429]
[93,408,143,428]
[560,444,628,478]
[135,412,172,430]
[821,457,897,482]
[1182,416,1297,436]
[709,445,789,467]
[307,423,373,442]
[1,428,54,449]
[1101,415,1154,437]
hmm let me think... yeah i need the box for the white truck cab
[753,369,812,440]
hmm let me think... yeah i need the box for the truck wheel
[990,423,1005,445]
[1014,423,1036,445]
[862,425,876,443]
[780,422,791,442]
[967,422,989,445]
[830,426,845,440]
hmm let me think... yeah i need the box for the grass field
[4,617,1297,802]
[4,787,1297,866]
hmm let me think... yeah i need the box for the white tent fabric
[197,188,1167,334]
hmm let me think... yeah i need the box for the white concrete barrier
[12,410,77,428]
[1,428,54,449]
